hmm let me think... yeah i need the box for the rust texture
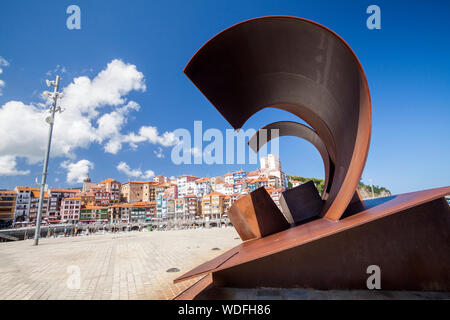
[227,187,290,241]
[211,198,450,291]
[174,187,450,286]
[249,121,332,199]
[174,16,450,299]
[185,15,372,221]
[279,181,323,226]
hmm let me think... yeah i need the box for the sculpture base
[174,187,450,299]
[190,286,450,300]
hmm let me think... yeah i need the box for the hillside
[288,175,391,199]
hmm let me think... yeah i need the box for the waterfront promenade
[0,227,241,300]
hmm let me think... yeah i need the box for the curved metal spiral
[184,16,371,221]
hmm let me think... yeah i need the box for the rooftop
[203,192,226,198]
[50,188,80,193]
[0,190,16,195]
[98,178,118,184]
[63,196,82,201]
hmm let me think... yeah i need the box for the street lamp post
[34,75,63,246]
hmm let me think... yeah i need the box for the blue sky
[0,0,449,194]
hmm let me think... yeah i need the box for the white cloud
[0,155,30,176]
[96,100,140,154]
[123,126,180,150]
[61,59,146,117]
[153,147,164,158]
[143,170,155,179]
[46,64,67,77]
[117,161,141,178]
[116,161,154,180]
[0,56,9,96]
[61,159,94,184]
[0,56,8,74]
[189,147,202,157]
[0,58,178,176]
[0,59,145,172]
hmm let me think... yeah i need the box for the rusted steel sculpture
[249,121,332,199]
[226,187,290,241]
[174,16,450,299]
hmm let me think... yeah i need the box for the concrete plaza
[0,227,241,300]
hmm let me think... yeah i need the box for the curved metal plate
[248,120,333,198]
[174,186,450,284]
[184,16,372,220]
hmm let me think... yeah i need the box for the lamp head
[45,116,54,125]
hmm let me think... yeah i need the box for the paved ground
[2,228,449,300]
[0,227,241,300]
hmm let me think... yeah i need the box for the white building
[82,174,96,193]
[260,154,287,189]
[14,187,32,223]
[215,182,225,194]
[177,175,200,197]
[291,180,302,188]
[260,154,281,171]
[224,184,234,196]
[224,173,234,185]
[194,178,212,197]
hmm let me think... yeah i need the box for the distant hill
[287,175,391,199]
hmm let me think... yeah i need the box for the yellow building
[0,190,16,224]
[201,192,226,219]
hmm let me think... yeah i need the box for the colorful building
[194,177,212,197]
[167,198,176,219]
[183,195,201,219]
[266,187,283,209]
[232,170,247,183]
[120,181,145,203]
[80,206,109,223]
[48,188,80,221]
[109,203,131,224]
[177,175,199,197]
[201,192,226,219]
[0,190,16,226]
[78,191,95,207]
[91,185,112,206]
[14,187,33,223]
[97,178,121,203]
[27,188,50,223]
[60,196,81,224]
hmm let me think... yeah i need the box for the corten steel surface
[249,121,333,198]
[185,16,372,221]
[210,197,450,291]
[176,15,450,297]
[174,186,450,284]
[227,187,290,241]
[173,275,213,300]
[279,181,324,226]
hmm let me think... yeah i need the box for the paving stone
[0,228,240,300]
